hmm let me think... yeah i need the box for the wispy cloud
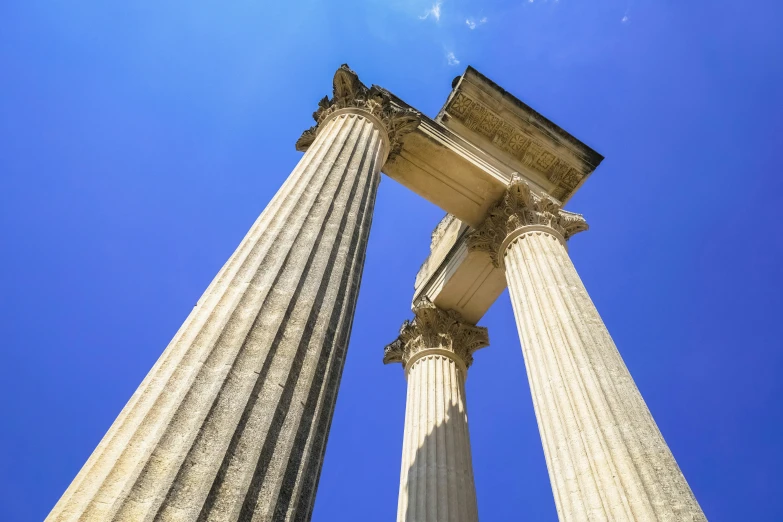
[622,0,632,23]
[419,1,442,21]
[465,17,487,30]
[446,51,460,66]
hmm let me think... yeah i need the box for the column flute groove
[287,139,383,522]
[47,64,420,522]
[194,118,376,522]
[56,114,355,521]
[511,242,595,519]
[536,232,656,514]
[88,110,366,522]
[523,233,629,519]
[545,232,696,517]
[446,358,461,522]
[507,249,573,520]
[132,112,370,522]
[384,298,488,522]
[426,356,437,521]
[507,246,587,519]
[281,139,382,522]
[469,174,706,521]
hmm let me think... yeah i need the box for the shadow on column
[401,400,479,522]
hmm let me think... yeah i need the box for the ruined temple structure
[48,65,706,522]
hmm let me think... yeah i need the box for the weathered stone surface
[479,177,706,521]
[413,214,505,324]
[46,62,704,522]
[296,64,420,161]
[407,64,606,328]
[47,66,417,522]
[438,67,603,203]
[385,299,488,522]
[469,173,588,267]
[410,173,588,326]
[380,67,603,228]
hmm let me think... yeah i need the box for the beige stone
[47,65,419,522]
[469,176,706,521]
[407,67,603,322]
[381,67,603,227]
[384,298,489,522]
[413,214,506,324]
[47,62,706,522]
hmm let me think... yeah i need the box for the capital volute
[383,297,489,372]
[467,173,589,267]
[295,65,421,162]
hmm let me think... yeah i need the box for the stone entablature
[468,173,588,267]
[438,67,603,203]
[412,174,588,326]
[351,66,603,228]
[411,214,504,325]
[46,63,708,522]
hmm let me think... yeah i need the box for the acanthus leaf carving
[467,173,588,267]
[383,297,489,369]
[296,64,421,160]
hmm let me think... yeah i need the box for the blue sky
[1,1,782,520]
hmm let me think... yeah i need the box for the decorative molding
[384,297,489,369]
[468,173,588,267]
[296,64,421,160]
[429,213,457,251]
[415,213,466,290]
[446,91,584,200]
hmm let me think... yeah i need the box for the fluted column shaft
[400,352,477,522]
[469,175,705,521]
[384,300,488,522]
[503,227,705,521]
[48,109,387,522]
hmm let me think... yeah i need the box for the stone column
[469,175,706,521]
[47,65,419,522]
[384,298,489,522]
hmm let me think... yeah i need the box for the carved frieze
[383,297,489,369]
[468,173,588,267]
[296,65,421,160]
[446,91,585,200]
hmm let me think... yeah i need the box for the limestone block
[413,215,506,324]
[382,67,603,227]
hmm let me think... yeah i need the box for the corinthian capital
[295,64,421,160]
[383,298,489,370]
[468,173,589,266]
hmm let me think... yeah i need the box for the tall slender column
[47,65,419,522]
[384,298,489,522]
[469,175,706,521]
